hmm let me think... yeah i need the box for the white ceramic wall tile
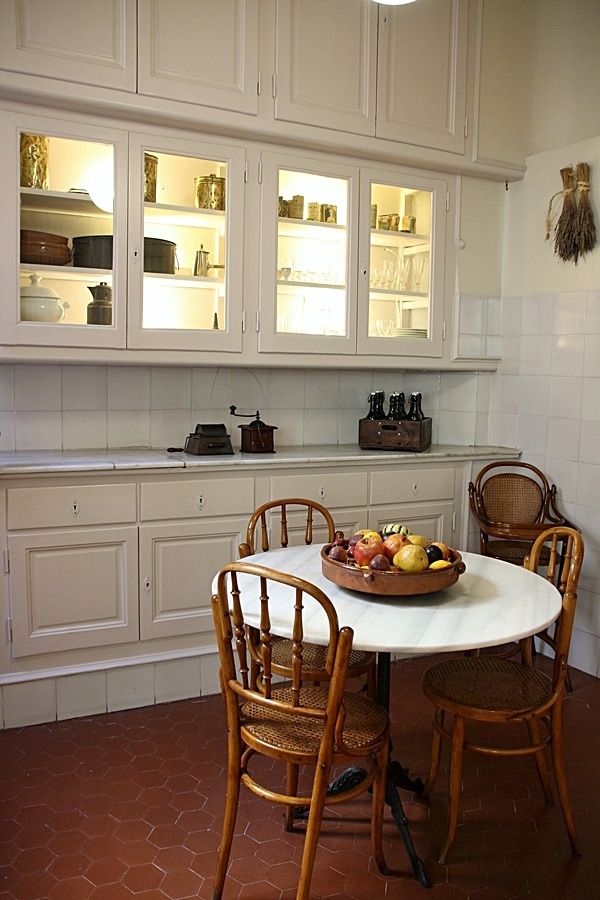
[436,410,476,445]
[62,366,107,410]
[546,417,580,461]
[231,367,269,410]
[200,653,222,696]
[517,375,550,416]
[108,366,151,410]
[543,457,578,507]
[439,371,478,413]
[569,626,600,678]
[15,364,62,410]
[150,367,192,409]
[585,290,600,333]
[521,294,553,334]
[0,411,16,451]
[150,409,194,449]
[553,290,586,334]
[15,410,62,450]
[193,367,232,409]
[338,371,373,409]
[550,334,585,376]
[57,671,107,720]
[155,657,202,703]
[549,375,583,419]
[519,334,552,375]
[581,377,600,420]
[575,462,600,509]
[305,371,339,409]
[572,503,600,551]
[268,407,305,446]
[457,294,484,335]
[489,373,519,414]
[517,415,548,457]
[584,334,600,377]
[303,407,338,444]
[579,420,600,464]
[108,409,151,448]
[63,410,108,450]
[577,567,600,625]
[266,368,306,409]
[338,408,364,445]
[457,334,485,357]
[501,296,522,337]
[3,679,56,727]
[0,365,14,409]
[498,333,521,375]
[487,412,518,448]
[107,664,155,711]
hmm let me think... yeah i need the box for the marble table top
[216,545,562,656]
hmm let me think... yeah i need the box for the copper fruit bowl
[321,545,465,596]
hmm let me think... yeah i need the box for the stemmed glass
[413,257,426,292]
[398,257,411,292]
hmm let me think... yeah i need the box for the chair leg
[422,707,444,797]
[296,761,332,900]
[439,714,465,865]
[212,752,242,899]
[284,762,299,831]
[526,719,554,805]
[371,745,390,875]
[550,705,582,856]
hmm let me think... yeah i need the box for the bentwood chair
[239,498,377,697]
[211,561,391,900]
[469,461,574,566]
[421,526,583,865]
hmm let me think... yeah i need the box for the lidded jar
[20,273,69,322]
[87,282,113,325]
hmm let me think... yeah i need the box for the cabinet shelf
[370,229,429,249]
[278,218,345,241]
[277,279,345,290]
[20,263,112,280]
[143,202,225,228]
[20,188,108,217]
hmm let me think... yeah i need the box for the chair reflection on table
[210,560,392,900]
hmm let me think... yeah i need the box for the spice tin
[194,174,226,210]
[307,202,319,221]
[401,216,416,233]
[289,195,304,218]
[370,204,377,228]
[320,204,337,223]
[144,154,158,202]
[20,133,49,189]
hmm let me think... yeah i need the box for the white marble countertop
[0,444,519,476]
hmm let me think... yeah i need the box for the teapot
[20,273,69,323]
[193,245,212,277]
[87,281,113,325]
[87,281,112,304]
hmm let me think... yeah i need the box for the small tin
[307,201,319,221]
[370,204,377,228]
[144,153,158,202]
[278,196,290,217]
[289,195,304,218]
[194,174,226,210]
[401,215,417,233]
[320,204,337,223]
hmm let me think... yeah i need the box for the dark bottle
[407,391,424,421]
[366,390,386,420]
[387,392,407,421]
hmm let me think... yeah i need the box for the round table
[213,545,562,888]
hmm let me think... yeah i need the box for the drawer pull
[196,494,205,511]
[143,577,151,593]
[412,482,419,495]
[71,500,79,517]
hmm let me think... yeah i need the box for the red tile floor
[1,652,599,899]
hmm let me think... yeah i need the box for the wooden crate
[358,417,432,452]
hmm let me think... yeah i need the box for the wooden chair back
[239,497,336,558]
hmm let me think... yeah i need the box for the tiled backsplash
[0,363,486,452]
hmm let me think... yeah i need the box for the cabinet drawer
[140,478,254,521]
[270,472,368,509]
[7,484,137,530]
[369,467,455,505]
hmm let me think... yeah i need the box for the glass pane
[141,151,227,332]
[19,133,115,326]
[276,168,348,336]
[369,182,431,339]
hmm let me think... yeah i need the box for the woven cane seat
[422,656,552,718]
[241,686,389,754]
[270,634,375,679]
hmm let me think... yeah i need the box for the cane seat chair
[239,498,377,697]
[421,526,583,865]
[469,461,574,566]
[211,561,391,900]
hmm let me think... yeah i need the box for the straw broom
[576,161,596,258]
[554,166,579,262]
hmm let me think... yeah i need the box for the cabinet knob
[143,577,151,593]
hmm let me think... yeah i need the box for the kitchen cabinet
[137,0,260,117]
[0,0,136,92]
[1,110,246,353]
[367,466,457,546]
[258,151,448,358]
[6,483,139,657]
[274,0,469,155]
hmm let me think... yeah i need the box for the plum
[369,553,391,571]
[328,545,348,562]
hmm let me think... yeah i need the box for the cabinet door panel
[138,0,259,116]
[139,518,246,639]
[7,483,137,530]
[274,0,377,135]
[0,0,136,91]
[270,472,368,510]
[140,478,254,521]
[9,526,138,657]
[370,467,455,506]
[376,0,468,154]
[368,502,454,546]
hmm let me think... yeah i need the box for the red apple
[382,533,410,560]
[352,535,384,567]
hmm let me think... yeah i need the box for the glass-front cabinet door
[127,133,245,352]
[2,112,128,349]
[258,151,359,354]
[357,167,447,358]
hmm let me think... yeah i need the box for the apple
[382,533,410,560]
[352,535,384,567]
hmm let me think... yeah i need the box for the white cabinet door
[8,526,139,657]
[139,517,247,640]
[368,502,455,547]
[0,0,136,91]
[376,0,469,154]
[126,132,246,352]
[1,110,129,350]
[138,0,260,116]
[274,0,377,136]
[367,465,456,546]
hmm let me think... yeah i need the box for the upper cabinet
[274,0,469,156]
[0,0,136,91]
[137,0,260,116]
